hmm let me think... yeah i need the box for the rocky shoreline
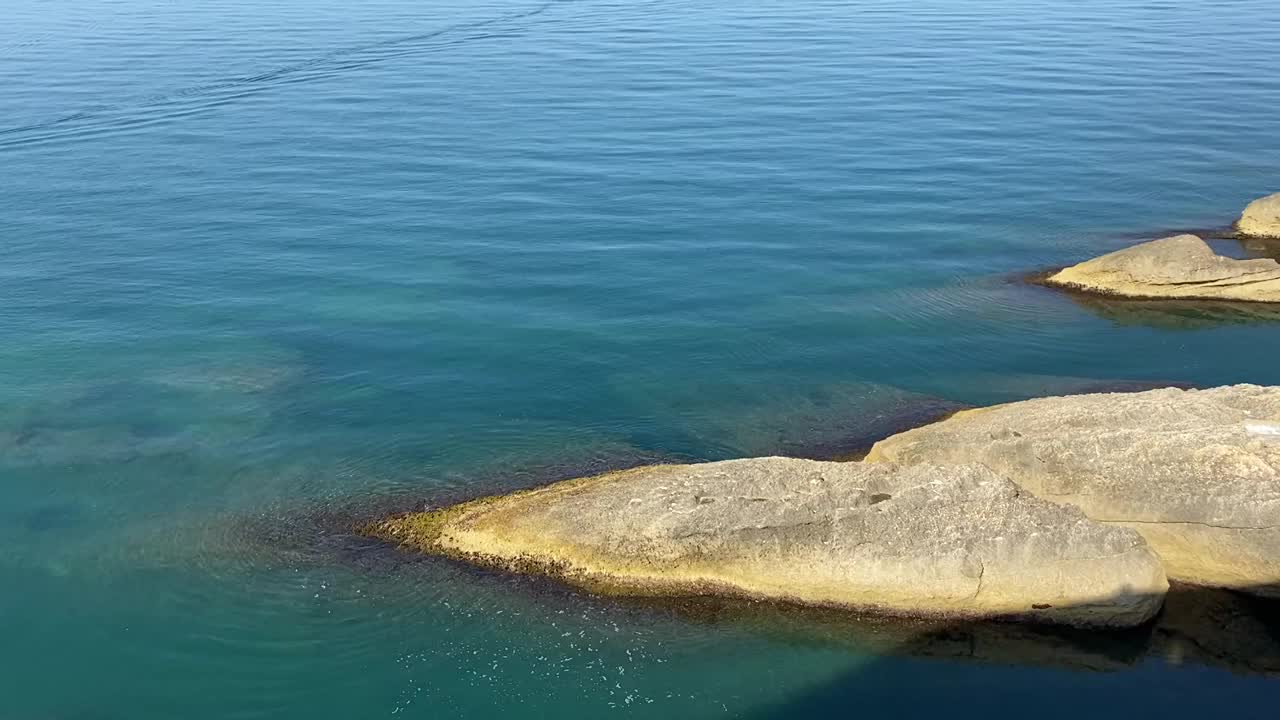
[365,458,1168,627]
[362,194,1280,631]
[364,383,1280,629]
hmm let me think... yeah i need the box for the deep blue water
[4,0,1280,717]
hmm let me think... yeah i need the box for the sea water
[3,0,1280,717]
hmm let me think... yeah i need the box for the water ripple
[0,0,574,151]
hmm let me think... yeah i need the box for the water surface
[4,0,1280,717]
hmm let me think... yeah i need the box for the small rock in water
[1044,234,1280,303]
[1238,192,1280,239]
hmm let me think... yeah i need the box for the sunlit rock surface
[868,384,1280,595]
[366,458,1167,627]
[1238,192,1280,239]
[1045,235,1280,302]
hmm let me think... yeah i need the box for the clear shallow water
[3,0,1280,716]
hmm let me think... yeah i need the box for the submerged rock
[366,458,1167,627]
[1238,192,1280,239]
[1065,294,1280,330]
[866,384,1280,596]
[1044,235,1280,302]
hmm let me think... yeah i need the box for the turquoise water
[4,0,1280,716]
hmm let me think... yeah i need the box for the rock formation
[1044,234,1280,302]
[867,384,1280,596]
[366,458,1167,627]
[1238,192,1280,239]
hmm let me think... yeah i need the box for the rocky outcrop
[1238,192,1280,239]
[366,458,1167,627]
[1043,235,1280,302]
[866,385,1280,596]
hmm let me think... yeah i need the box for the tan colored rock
[867,384,1280,595]
[1044,235,1280,302]
[1238,192,1280,239]
[367,458,1167,627]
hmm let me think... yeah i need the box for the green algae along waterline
[5,0,1280,717]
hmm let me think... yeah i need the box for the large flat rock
[367,458,1167,627]
[1044,234,1280,302]
[867,384,1280,595]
